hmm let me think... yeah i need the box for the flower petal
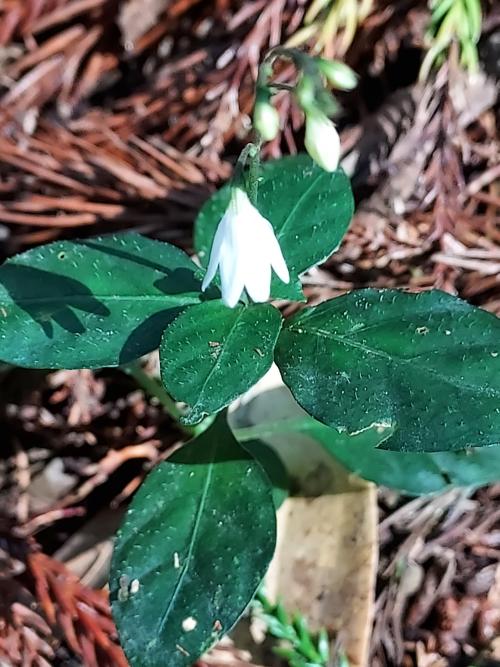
[220,254,245,307]
[201,186,289,307]
[201,214,228,291]
[244,255,271,303]
[239,212,272,302]
[264,224,289,284]
[219,218,245,307]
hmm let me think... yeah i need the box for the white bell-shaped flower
[201,188,289,308]
[304,108,341,172]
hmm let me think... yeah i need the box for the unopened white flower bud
[316,59,358,90]
[253,100,280,142]
[304,109,341,172]
[295,75,316,111]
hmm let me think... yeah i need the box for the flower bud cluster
[253,51,357,173]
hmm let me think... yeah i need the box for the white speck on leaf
[182,617,197,632]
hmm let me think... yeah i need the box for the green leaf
[243,440,289,508]
[237,415,500,495]
[294,418,500,495]
[275,289,500,452]
[160,301,282,424]
[110,415,276,667]
[0,233,204,369]
[195,155,354,301]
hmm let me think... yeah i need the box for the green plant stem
[248,146,261,203]
[232,142,262,203]
[123,362,192,434]
[233,417,318,441]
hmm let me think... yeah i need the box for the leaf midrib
[1,294,200,305]
[187,308,248,417]
[275,171,323,243]
[157,451,215,636]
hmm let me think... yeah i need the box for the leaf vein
[1,294,200,305]
[187,309,248,418]
[275,172,323,241]
[157,454,215,636]
[294,325,500,397]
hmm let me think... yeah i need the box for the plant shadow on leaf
[154,271,202,294]
[0,264,111,337]
[169,440,251,466]
[0,236,214,367]
[118,307,185,364]
[79,239,205,294]
[77,239,188,275]
[117,272,220,364]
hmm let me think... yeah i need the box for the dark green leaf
[243,440,289,508]
[195,155,354,301]
[293,417,500,495]
[110,415,276,667]
[237,415,500,495]
[0,233,204,369]
[160,301,282,424]
[275,289,500,452]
